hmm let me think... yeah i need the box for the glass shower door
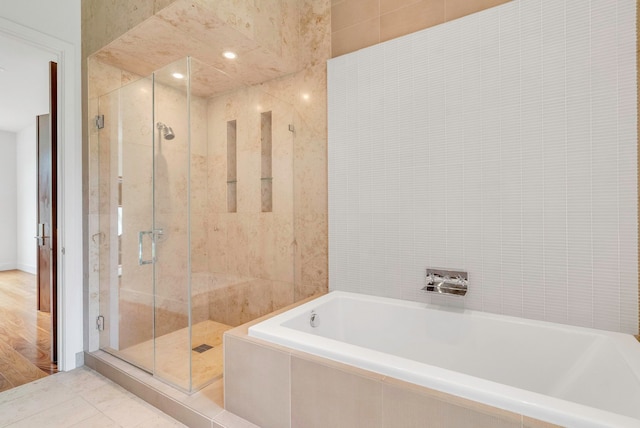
[98,58,193,390]
[151,58,192,390]
[97,76,155,373]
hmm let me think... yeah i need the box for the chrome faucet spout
[422,268,468,296]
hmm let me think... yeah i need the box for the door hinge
[95,115,105,129]
[96,315,105,331]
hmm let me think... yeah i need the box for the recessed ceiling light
[222,51,237,60]
[172,72,184,79]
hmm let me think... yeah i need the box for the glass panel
[98,76,154,373]
[96,55,299,395]
[191,57,296,392]
[152,57,192,391]
[189,58,236,391]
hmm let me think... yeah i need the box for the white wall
[0,130,17,270]
[0,0,83,370]
[0,1,79,44]
[16,124,37,274]
[328,0,638,334]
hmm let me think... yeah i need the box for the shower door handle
[138,230,156,265]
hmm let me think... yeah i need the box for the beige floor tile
[68,413,120,428]
[0,367,185,428]
[83,382,133,409]
[133,414,187,427]
[5,397,100,428]
[0,376,54,405]
[95,393,166,428]
[0,381,77,426]
[54,366,112,394]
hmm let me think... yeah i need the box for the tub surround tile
[522,417,563,428]
[291,356,383,428]
[382,383,521,428]
[224,335,291,428]
[381,376,523,426]
[225,316,567,428]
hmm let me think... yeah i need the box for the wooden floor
[0,270,57,392]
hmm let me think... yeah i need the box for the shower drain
[192,344,214,353]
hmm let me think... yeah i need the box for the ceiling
[0,33,56,133]
[92,0,299,99]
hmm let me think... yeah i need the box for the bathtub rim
[248,290,640,428]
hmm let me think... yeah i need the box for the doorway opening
[0,34,59,392]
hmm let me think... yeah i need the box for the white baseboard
[17,264,37,275]
[0,262,17,271]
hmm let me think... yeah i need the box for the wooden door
[36,61,57,362]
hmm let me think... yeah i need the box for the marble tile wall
[331,0,512,57]
[194,0,333,321]
[204,83,296,326]
[85,0,332,356]
[82,0,179,59]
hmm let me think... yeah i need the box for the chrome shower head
[156,122,175,140]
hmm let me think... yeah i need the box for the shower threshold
[85,349,257,427]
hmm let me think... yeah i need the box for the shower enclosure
[95,57,296,392]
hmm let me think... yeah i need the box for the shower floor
[118,320,233,390]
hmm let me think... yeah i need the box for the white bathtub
[249,291,640,427]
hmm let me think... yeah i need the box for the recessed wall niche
[227,119,237,213]
[261,111,273,213]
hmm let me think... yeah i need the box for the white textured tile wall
[327,0,638,333]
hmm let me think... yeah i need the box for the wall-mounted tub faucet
[422,268,468,296]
